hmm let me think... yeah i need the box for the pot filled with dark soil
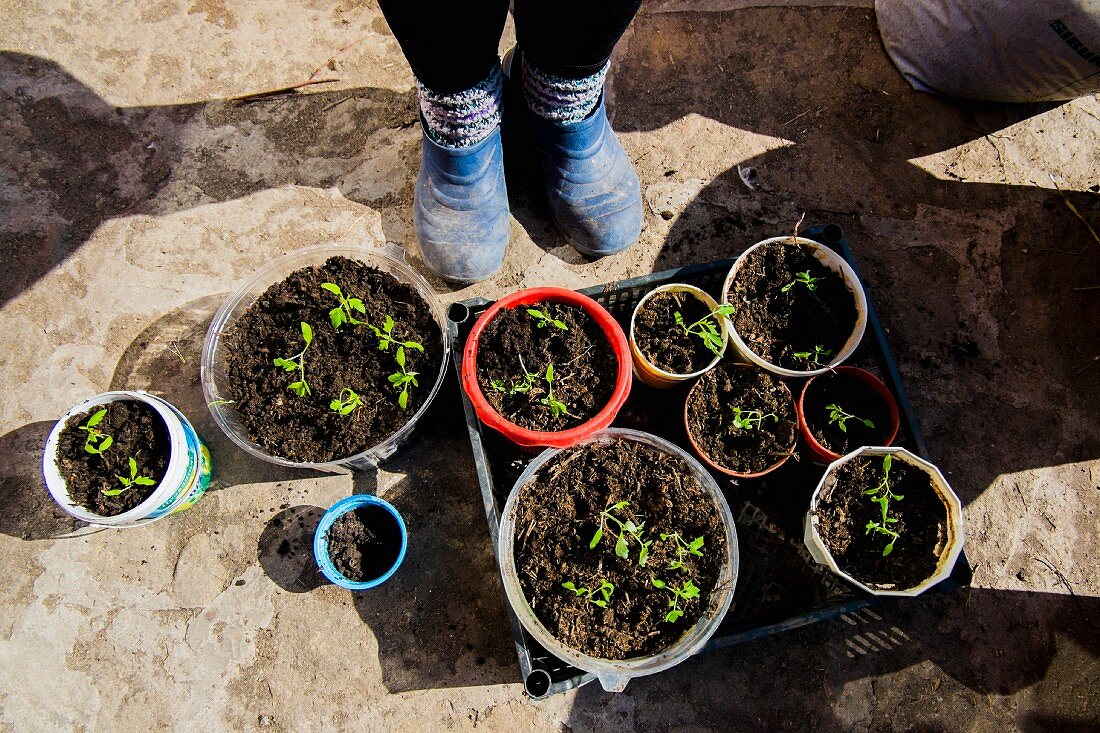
[313,494,407,590]
[797,366,901,463]
[684,362,798,478]
[720,236,867,377]
[202,244,451,470]
[804,447,964,596]
[461,287,632,450]
[629,284,731,388]
[43,390,213,527]
[498,428,739,691]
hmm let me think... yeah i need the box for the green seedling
[793,344,833,365]
[321,282,366,331]
[781,270,823,293]
[539,363,571,418]
[490,355,539,396]
[562,579,615,608]
[387,346,419,410]
[650,576,701,623]
[368,314,425,354]
[731,407,778,431]
[272,322,313,397]
[862,454,903,556]
[661,532,705,572]
[527,308,568,331]
[79,409,113,455]
[674,303,736,357]
[329,387,364,416]
[590,500,652,566]
[104,456,155,496]
[826,403,874,433]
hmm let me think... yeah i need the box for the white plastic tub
[43,391,212,528]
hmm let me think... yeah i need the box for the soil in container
[476,302,617,432]
[815,455,948,589]
[223,256,442,463]
[634,291,720,374]
[686,363,797,474]
[512,440,727,659]
[802,371,893,456]
[730,241,858,370]
[327,505,402,581]
[55,401,170,516]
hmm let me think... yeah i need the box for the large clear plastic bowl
[498,428,740,692]
[200,243,452,472]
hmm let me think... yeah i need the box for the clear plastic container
[200,243,453,472]
[720,236,868,377]
[43,390,213,528]
[497,428,740,692]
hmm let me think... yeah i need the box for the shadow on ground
[0,420,81,540]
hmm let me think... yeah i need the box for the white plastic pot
[720,236,868,377]
[43,391,212,528]
[201,242,452,472]
[498,428,739,692]
[629,284,729,389]
[804,446,965,597]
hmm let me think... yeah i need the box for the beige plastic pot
[720,236,868,377]
[804,446,965,597]
[629,284,729,389]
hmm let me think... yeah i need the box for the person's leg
[378,0,512,283]
[511,0,644,256]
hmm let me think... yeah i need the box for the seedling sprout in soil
[590,500,652,566]
[329,388,364,415]
[826,403,874,433]
[272,322,313,397]
[539,362,571,418]
[562,579,615,608]
[527,308,569,331]
[781,270,822,293]
[674,303,735,357]
[793,344,833,366]
[321,282,366,331]
[650,576,701,623]
[731,407,777,431]
[104,456,156,496]
[79,408,113,454]
[863,454,903,556]
[490,355,539,396]
[388,346,418,410]
[661,532,704,571]
[369,315,425,354]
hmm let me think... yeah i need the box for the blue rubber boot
[531,95,642,257]
[414,124,510,284]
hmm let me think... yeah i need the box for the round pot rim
[797,366,901,463]
[720,236,868,377]
[497,427,739,690]
[42,390,190,525]
[200,242,453,471]
[629,283,728,382]
[805,446,966,597]
[683,363,797,478]
[461,286,632,449]
[313,494,408,590]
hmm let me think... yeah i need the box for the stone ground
[2,0,1098,730]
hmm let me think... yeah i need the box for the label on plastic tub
[146,407,212,519]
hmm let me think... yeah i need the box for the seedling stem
[562,579,615,608]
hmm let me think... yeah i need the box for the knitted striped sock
[416,64,503,148]
[522,58,609,124]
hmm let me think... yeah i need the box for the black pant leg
[378,0,511,94]
[513,0,643,79]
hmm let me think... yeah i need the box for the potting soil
[634,291,720,374]
[476,302,617,432]
[56,401,171,515]
[223,256,442,463]
[512,440,727,660]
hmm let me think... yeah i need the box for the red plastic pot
[461,287,632,450]
[683,364,796,479]
[797,366,900,464]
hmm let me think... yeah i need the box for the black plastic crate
[446,224,972,698]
